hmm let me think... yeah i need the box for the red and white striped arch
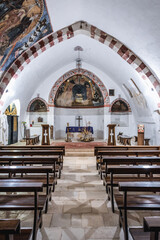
[0,21,160,99]
[48,68,110,107]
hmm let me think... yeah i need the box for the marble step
[65,152,94,157]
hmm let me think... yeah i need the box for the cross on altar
[41,124,50,145]
[76,116,82,127]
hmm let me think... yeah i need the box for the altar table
[66,126,93,134]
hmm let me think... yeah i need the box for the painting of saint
[29,99,47,112]
[0,0,52,75]
[54,75,104,108]
[111,100,129,112]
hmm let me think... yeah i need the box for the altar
[66,126,93,134]
[66,126,94,142]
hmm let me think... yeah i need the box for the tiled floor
[0,148,153,240]
[39,152,140,240]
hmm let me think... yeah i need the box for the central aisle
[42,150,124,240]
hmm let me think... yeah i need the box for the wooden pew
[107,165,160,212]
[26,135,40,145]
[0,219,32,240]
[115,181,160,240]
[94,146,160,170]
[0,181,44,240]
[129,216,160,240]
[0,166,54,213]
[0,150,63,178]
[101,156,160,180]
[0,155,58,180]
[0,146,65,169]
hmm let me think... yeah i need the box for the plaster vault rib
[0,21,160,100]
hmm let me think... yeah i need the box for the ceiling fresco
[0,0,52,78]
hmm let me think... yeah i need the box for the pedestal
[138,124,144,145]
[107,124,116,145]
[41,124,50,145]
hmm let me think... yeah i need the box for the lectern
[107,124,116,145]
[41,124,50,145]
[138,124,144,145]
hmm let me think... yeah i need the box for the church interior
[0,0,160,240]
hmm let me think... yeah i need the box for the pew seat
[0,219,32,240]
[129,216,160,240]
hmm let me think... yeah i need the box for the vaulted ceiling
[0,0,160,115]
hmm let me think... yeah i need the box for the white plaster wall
[54,107,104,140]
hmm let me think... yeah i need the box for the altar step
[65,148,94,157]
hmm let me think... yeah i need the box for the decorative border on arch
[27,96,49,112]
[48,68,110,107]
[109,98,131,112]
[0,21,160,99]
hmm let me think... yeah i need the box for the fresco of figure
[72,82,90,102]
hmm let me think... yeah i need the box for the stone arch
[109,98,131,112]
[27,96,49,112]
[48,68,110,107]
[0,21,160,99]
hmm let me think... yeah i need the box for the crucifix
[107,124,116,145]
[76,116,82,127]
[41,124,50,145]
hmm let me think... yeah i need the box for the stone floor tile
[42,227,62,240]
[91,200,108,213]
[61,228,85,240]
[84,227,122,239]
[71,214,82,227]
[50,213,71,227]
[82,213,104,228]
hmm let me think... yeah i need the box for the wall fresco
[0,0,52,77]
[54,74,104,108]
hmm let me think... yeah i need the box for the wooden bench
[0,146,65,169]
[0,150,63,178]
[0,219,32,240]
[0,155,59,179]
[107,165,160,212]
[0,181,45,240]
[115,181,160,240]
[94,146,160,170]
[0,166,54,213]
[26,135,40,145]
[130,216,160,240]
[100,156,160,180]
[119,135,132,145]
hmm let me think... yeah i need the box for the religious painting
[0,0,53,76]
[29,99,47,112]
[5,103,17,116]
[54,75,104,108]
[111,100,129,112]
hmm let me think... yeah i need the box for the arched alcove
[110,98,131,128]
[50,69,107,140]
[27,97,48,128]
